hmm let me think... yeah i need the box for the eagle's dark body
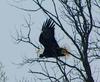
[39,19,67,58]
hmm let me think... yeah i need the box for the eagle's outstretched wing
[39,19,59,57]
[39,19,59,49]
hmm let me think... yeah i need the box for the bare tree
[11,0,100,82]
[0,62,7,82]
[16,77,33,82]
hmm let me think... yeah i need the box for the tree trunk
[83,60,94,82]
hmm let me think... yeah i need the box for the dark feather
[39,19,66,58]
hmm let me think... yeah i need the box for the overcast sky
[0,0,43,82]
[0,0,58,81]
[0,0,100,82]
[0,0,68,81]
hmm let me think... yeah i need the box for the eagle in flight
[39,19,68,58]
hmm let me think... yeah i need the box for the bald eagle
[39,19,68,58]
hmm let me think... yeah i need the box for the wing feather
[39,19,59,49]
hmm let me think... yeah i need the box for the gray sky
[0,0,41,81]
[0,0,69,81]
[0,0,100,82]
[0,0,55,81]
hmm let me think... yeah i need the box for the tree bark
[83,60,94,82]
